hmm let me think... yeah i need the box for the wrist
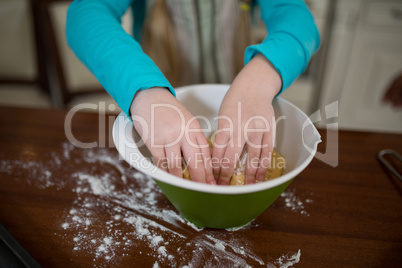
[130,87,172,115]
[239,54,282,101]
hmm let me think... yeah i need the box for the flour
[63,142,74,159]
[74,172,115,196]
[214,241,225,251]
[0,160,55,189]
[0,142,309,267]
[151,235,164,246]
[275,249,301,268]
[157,246,167,257]
[280,188,313,216]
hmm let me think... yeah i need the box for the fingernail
[218,177,229,185]
[206,175,216,185]
[246,179,255,185]
[209,179,217,185]
[257,174,264,182]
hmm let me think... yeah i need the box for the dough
[182,137,285,185]
[229,150,285,185]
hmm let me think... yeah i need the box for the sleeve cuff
[244,32,310,96]
[121,81,176,118]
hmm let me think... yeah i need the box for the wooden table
[0,106,401,267]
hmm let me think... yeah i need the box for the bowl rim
[113,84,321,195]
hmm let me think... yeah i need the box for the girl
[66,0,320,185]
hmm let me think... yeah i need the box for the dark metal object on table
[377,149,402,182]
[0,223,41,268]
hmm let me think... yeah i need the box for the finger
[150,148,168,173]
[211,130,231,180]
[244,133,263,184]
[182,139,207,184]
[256,120,276,182]
[218,140,244,185]
[198,135,216,185]
[255,134,273,183]
[164,145,182,178]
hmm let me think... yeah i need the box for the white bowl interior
[113,84,321,194]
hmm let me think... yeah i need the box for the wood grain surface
[0,106,401,267]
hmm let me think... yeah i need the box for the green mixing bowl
[113,84,321,229]
[154,179,293,228]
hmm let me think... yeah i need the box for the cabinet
[339,31,402,132]
[319,0,402,133]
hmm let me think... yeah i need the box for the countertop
[0,106,401,267]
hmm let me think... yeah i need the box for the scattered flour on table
[280,189,313,216]
[0,160,56,189]
[0,142,308,267]
[275,249,302,268]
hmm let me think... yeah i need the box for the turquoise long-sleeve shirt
[66,0,320,116]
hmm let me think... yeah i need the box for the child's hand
[212,54,282,185]
[130,87,216,185]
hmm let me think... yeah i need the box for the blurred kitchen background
[0,0,401,133]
